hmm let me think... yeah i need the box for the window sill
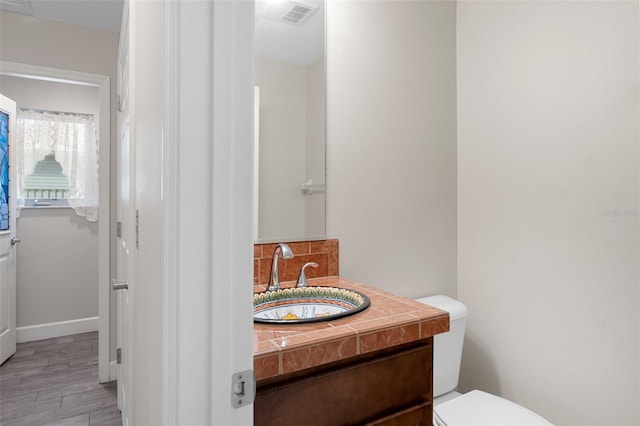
[22,199,70,208]
[21,205,72,210]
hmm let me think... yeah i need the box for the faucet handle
[296,262,319,288]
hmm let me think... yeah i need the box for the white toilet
[417,295,554,426]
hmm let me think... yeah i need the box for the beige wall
[255,56,326,241]
[0,75,99,118]
[16,209,98,327]
[0,11,118,355]
[0,75,100,329]
[305,57,326,238]
[255,57,307,240]
[326,0,457,298]
[457,1,639,425]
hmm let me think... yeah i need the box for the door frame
[162,0,254,423]
[0,61,111,383]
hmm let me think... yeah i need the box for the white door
[0,94,17,366]
[116,11,133,425]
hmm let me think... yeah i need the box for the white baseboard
[17,316,99,343]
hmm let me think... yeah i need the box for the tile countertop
[253,276,450,381]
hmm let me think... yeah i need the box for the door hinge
[116,221,122,238]
[117,95,122,112]
[231,370,255,408]
[135,210,139,249]
[116,347,122,364]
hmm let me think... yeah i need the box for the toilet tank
[416,295,468,397]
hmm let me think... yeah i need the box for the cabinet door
[255,342,432,426]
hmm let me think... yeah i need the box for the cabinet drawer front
[255,343,432,426]
[366,401,431,426]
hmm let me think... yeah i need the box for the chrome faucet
[296,262,318,288]
[267,243,293,291]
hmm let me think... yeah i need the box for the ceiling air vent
[0,0,31,13]
[264,1,318,26]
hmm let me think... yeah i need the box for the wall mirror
[254,0,326,243]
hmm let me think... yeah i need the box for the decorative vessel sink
[253,286,371,324]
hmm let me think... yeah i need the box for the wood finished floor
[0,332,121,426]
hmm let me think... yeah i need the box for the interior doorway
[0,60,112,382]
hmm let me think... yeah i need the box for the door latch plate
[231,369,255,408]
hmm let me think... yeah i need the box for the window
[17,109,99,221]
[23,152,70,207]
[0,111,9,230]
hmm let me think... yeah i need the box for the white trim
[0,61,111,383]
[17,317,99,343]
[96,70,112,383]
[253,86,260,241]
[210,0,255,423]
[0,62,103,88]
[164,1,254,424]
[20,206,72,210]
[162,0,179,423]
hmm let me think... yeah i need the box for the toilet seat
[433,390,553,426]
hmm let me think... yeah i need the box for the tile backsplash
[253,239,339,285]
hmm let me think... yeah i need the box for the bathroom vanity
[253,277,449,425]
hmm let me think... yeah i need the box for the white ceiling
[0,0,324,66]
[255,0,324,66]
[0,0,123,33]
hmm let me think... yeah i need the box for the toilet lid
[434,390,554,426]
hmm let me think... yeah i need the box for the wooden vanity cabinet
[255,338,433,426]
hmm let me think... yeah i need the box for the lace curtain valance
[17,109,99,221]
